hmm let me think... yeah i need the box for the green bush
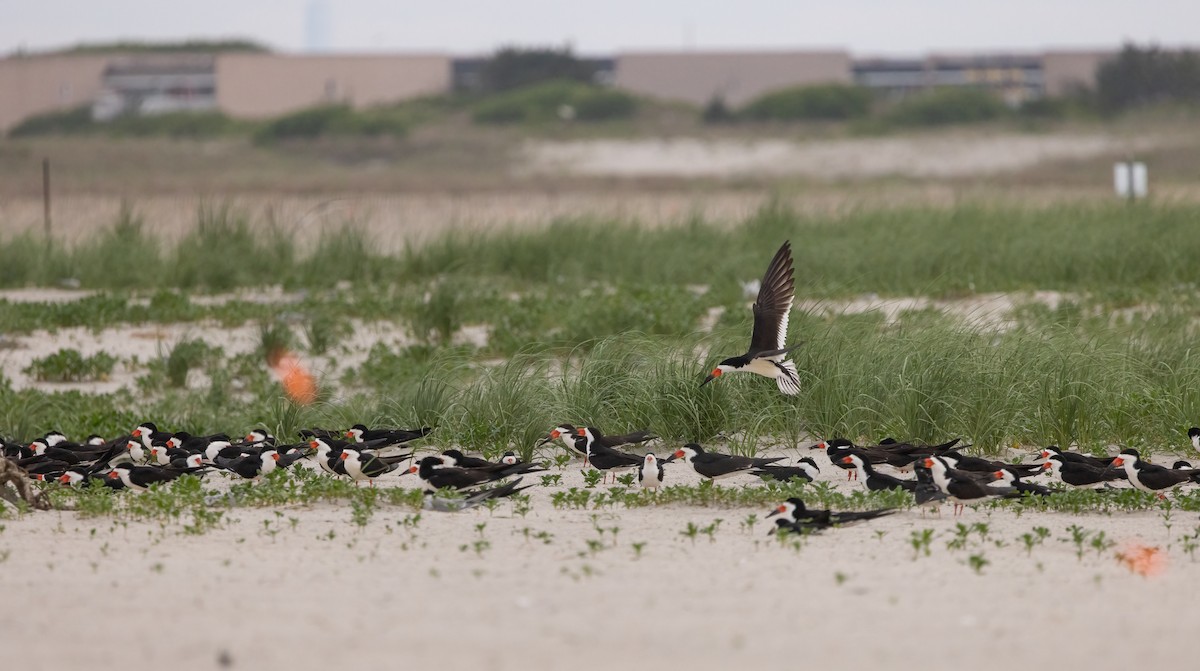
[24,349,117,382]
[106,112,238,138]
[472,80,636,124]
[886,87,1008,126]
[7,106,94,137]
[741,84,873,121]
[253,104,409,143]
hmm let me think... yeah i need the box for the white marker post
[1114,161,1148,201]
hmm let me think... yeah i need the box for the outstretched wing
[749,241,795,354]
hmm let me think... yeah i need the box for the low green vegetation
[472,80,637,124]
[24,349,116,382]
[740,84,874,121]
[2,201,1200,457]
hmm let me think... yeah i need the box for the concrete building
[1042,50,1115,96]
[214,53,450,118]
[853,54,1044,104]
[614,50,852,106]
[0,54,109,132]
[92,54,217,120]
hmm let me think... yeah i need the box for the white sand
[3,446,1198,670]
[523,133,1166,179]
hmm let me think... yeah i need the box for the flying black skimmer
[1108,448,1200,495]
[766,497,896,534]
[923,457,1017,515]
[636,453,666,491]
[701,241,801,395]
[422,478,533,512]
[1042,455,1126,488]
[673,443,784,481]
[750,457,821,483]
[839,453,917,492]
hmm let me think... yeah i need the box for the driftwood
[0,457,51,510]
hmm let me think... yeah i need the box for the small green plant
[680,522,700,544]
[910,529,935,559]
[967,553,989,575]
[24,349,116,382]
[540,474,562,487]
[581,469,603,489]
[631,541,647,559]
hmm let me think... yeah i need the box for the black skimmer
[923,457,1017,515]
[439,449,500,469]
[132,422,172,450]
[939,451,1041,478]
[340,449,412,486]
[766,497,896,533]
[700,241,801,395]
[108,465,197,491]
[750,457,821,483]
[912,459,948,509]
[673,443,784,480]
[408,456,536,491]
[1042,455,1126,488]
[1034,445,1115,469]
[1108,448,1200,495]
[570,427,657,463]
[422,478,533,512]
[990,468,1051,496]
[1189,427,1200,452]
[636,453,666,491]
[576,429,644,483]
[539,425,587,457]
[216,450,280,479]
[839,453,917,492]
[345,424,431,445]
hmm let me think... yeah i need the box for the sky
[3,0,1195,56]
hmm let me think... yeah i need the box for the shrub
[7,106,94,137]
[1097,43,1200,112]
[741,84,873,121]
[24,349,116,382]
[885,87,1008,126]
[472,80,636,124]
[106,112,238,138]
[477,46,599,93]
[253,104,408,142]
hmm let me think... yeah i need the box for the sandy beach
[3,446,1197,671]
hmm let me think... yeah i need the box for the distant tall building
[305,1,332,53]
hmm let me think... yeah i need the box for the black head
[784,496,806,511]
[418,455,444,467]
[797,457,819,470]
[1118,448,1141,461]
[442,449,466,460]
[879,437,897,445]
[828,438,854,449]
[1189,427,1200,439]
[350,424,369,432]
[1171,460,1193,470]
[683,442,705,454]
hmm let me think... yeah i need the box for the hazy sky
[3,0,1194,56]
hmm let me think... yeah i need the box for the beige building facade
[1042,50,1115,96]
[214,53,450,118]
[615,50,852,106]
[0,55,109,132]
